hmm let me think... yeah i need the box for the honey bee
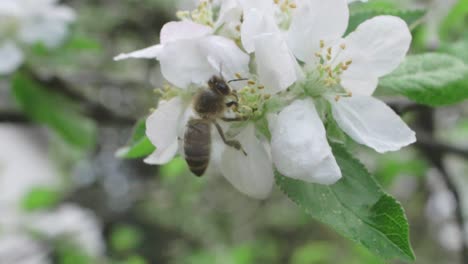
[184,75,247,177]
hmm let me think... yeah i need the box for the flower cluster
[115,0,415,199]
[0,0,75,75]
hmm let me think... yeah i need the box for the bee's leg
[214,121,247,156]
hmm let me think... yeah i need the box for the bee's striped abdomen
[184,119,211,177]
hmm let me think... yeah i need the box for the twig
[415,107,468,263]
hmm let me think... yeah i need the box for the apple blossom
[0,0,75,75]
[115,0,416,199]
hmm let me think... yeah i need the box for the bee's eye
[216,82,230,95]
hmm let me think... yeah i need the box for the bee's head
[208,76,231,95]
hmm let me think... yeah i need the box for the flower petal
[330,95,416,153]
[254,33,301,94]
[114,20,211,61]
[114,45,163,61]
[158,35,249,87]
[338,16,412,95]
[200,36,250,81]
[145,97,184,164]
[220,124,274,199]
[287,0,349,63]
[0,42,23,75]
[160,20,212,44]
[144,140,179,165]
[17,4,75,48]
[270,99,341,184]
[241,8,279,53]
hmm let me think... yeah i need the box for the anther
[320,40,325,49]
[235,25,241,32]
[289,2,297,8]
[335,95,341,102]
[247,80,256,86]
[346,60,353,66]
[235,73,243,79]
[258,85,265,89]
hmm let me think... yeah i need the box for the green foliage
[440,0,468,40]
[160,157,188,179]
[290,242,335,264]
[375,152,428,187]
[21,187,61,211]
[116,119,155,159]
[12,72,97,150]
[347,9,425,35]
[379,53,468,106]
[110,225,143,253]
[55,243,94,264]
[276,143,415,262]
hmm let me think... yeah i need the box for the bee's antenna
[227,78,248,84]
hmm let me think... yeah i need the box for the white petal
[312,155,342,185]
[330,95,416,153]
[159,35,249,87]
[145,97,185,164]
[160,20,212,44]
[270,99,341,184]
[200,36,250,81]
[0,42,23,75]
[220,124,274,199]
[287,0,349,63]
[157,40,211,87]
[114,45,163,61]
[239,0,275,13]
[241,8,279,53]
[215,0,242,28]
[254,33,301,94]
[338,16,412,95]
[144,140,179,165]
[17,5,75,48]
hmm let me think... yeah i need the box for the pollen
[247,80,256,86]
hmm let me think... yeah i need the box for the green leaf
[12,73,96,150]
[116,119,155,159]
[21,187,61,211]
[378,53,468,106]
[276,143,415,262]
[347,9,425,35]
[110,225,143,252]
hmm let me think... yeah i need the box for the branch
[415,107,468,263]
[416,132,468,160]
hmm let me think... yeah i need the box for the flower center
[274,0,296,30]
[301,40,354,101]
[177,0,214,27]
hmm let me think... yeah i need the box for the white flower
[0,0,75,75]
[116,18,274,198]
[114,20,249,88]
[237,0,415,184]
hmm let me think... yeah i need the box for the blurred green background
[0,0,467,263]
